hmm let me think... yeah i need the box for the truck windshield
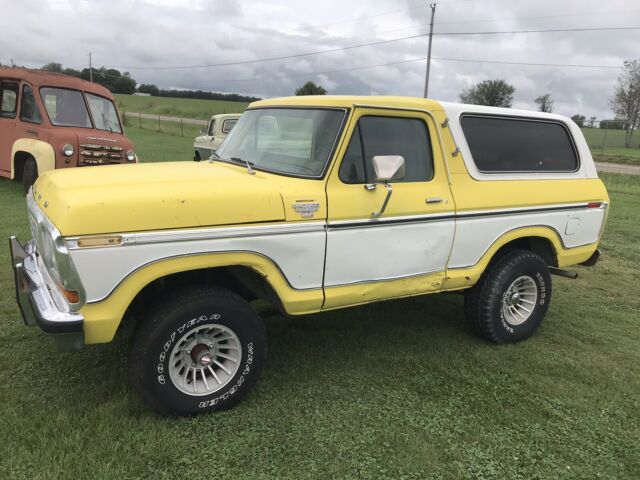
[41,87,92,128]
[216,108,345,177]
[40,87,122,133]
[85,93,122,133]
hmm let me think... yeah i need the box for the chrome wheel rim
[501,275,538,326]
[168,324,242,396]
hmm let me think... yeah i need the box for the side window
[20,85,42,124]
[339,116,434,183]
[460,115,579,172]
[222,119,237,134]
[208,120,215,136]
[1,82,19,118]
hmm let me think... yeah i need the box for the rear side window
[339,116,434,183]
[1,82,19,118]
[461,115,578,173]
[222,118,237,133]
[20,85,42,124]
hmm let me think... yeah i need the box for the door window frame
[337,112,436,185]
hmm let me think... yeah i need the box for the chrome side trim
[67,221,327,250]
[324,268,444,288]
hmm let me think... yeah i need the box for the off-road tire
[464,249,552,344]
[22,157,38,192]
[129,285,267,416]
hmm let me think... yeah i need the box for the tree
[295,81,327,96]
[113,75,137,94]
[534,93,553,113]
[138,83,160,96]
[459,79,515,107]
[41,62,63,72]
[611,59,640,148]
[571,114,586,127]
[588,116,597,128]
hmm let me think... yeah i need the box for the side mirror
[372,155,405,182]
[367,155,405,218]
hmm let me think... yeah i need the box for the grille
[79,144,124,166]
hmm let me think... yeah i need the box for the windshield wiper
[231,156,255,175]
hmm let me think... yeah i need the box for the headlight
[126,150,136,162]
[62,144,74,157]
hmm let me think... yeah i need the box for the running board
[548,267,578,279]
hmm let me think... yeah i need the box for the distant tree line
[151,87,260,103]
[40,62,260,101]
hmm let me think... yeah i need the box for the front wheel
[22,157,38,192]
[464,249,552,344]
[129,285,267,416]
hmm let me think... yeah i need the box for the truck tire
[129,285,267,416]
[22,157,38,192]
[464,249,552,344]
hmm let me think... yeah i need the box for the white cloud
[1,0,638,118]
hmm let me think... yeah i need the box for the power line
[108,25,640,71]
[433,26,640,35]
[186,56,621,86]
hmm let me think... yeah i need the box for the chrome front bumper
[9,236,84,351]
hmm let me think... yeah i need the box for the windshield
[85,93,122,133]
[216,108,345,177]
[41,87,92,128]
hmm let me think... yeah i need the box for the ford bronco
[10,96,608,416]
[0,67,137,191]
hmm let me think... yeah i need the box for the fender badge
[293,201,320,218]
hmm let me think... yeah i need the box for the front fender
[80,251,323,344]
[11,139,55,179]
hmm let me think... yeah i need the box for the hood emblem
[293,201,320,218]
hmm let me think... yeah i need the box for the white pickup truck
[193,113,241,161]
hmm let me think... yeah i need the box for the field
[581,128,640,165]
[0,127,639,479]
[115,94,248,120]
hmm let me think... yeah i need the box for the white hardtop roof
[438,101,573,124]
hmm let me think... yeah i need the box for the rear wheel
[22,157,38,192]
[129,285,267,416]
[464,249,552,343]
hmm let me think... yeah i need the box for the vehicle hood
[33,162,286,236]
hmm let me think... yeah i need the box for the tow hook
[548,266,578,279]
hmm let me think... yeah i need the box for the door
[323,107,455,309]
[0,80,20,177]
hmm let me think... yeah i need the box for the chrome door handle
[426,197,443,204]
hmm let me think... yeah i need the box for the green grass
[115,94,248,120]
[0,129,639,478]
[124,124,200,163]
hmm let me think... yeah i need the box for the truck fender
[11,139,55,179]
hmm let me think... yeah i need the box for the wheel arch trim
[80,251,322,344]
[11,139,55,179]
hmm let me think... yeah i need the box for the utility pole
[89,52,93,82]
[423,3,437,98]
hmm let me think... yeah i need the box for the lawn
[115,93,249,120]
[0,128,639,479]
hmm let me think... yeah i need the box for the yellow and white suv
[11,95,608,416]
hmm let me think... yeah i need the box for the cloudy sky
[2,0,639,118]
